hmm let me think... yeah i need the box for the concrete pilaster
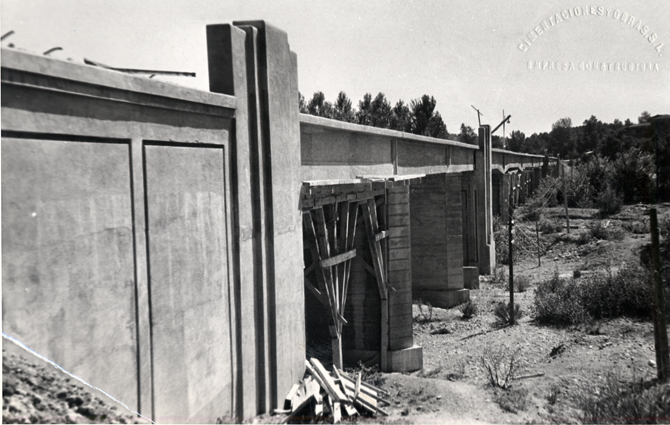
[232,20,305,413]
[206,24,258,419]
[476,126,495,274]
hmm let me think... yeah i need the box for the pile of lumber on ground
[276,358,390,423]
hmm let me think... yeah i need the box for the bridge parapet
[491,148,556,173]
[301,114,477,181]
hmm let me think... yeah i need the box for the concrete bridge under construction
[1,20,557,423]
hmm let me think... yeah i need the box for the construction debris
[276,358,391,423]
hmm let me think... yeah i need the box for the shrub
[458,300,478,319]
[344,361,385,389]
[418,366,443,378]
[539,216,562,234]
[580,154,613,197]
[479,344,521,388]
[445,361,466,381]
[493,301,523,326]
[514,276,531,293]
[490,266,508,287]
[596,184,623,215]
[534,272,588,325]
[494,387,528,414]
[573,373,670,424]
[588,220,610,240]
[546,384,560,406]
[495,224,518,265]
[580,266,651,320]
[577,230,592,245]
[534,266,652,326]
[611,148,654,204]
[623,220,649,234]
[414,299,434,322]
[531,176,560,208]
[567,171,595,208]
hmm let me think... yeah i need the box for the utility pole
[649,118,670,381]
[502,110,507,149]
[649,208,669,381]
[560,156,570,234]
[508,185,516,325]
[471,105,483,127]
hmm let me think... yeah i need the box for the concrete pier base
[413,288,469,309]
[463,266,480,289]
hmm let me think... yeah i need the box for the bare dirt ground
[374,203,670,424]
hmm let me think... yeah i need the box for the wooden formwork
[301,176,422,371]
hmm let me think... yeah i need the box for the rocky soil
[371,203,670,424]
[2,343,149,424]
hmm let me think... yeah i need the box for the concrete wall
[3,19,305,423]
[2,47,238,422]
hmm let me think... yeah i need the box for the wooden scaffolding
[301,176,422,370]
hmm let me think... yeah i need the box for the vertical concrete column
[207,24,257,418]
[491,172,502,217]
[386,186,412,351]
[386,185,423,372]
[501,174,510,224]
[476,126,495,274]
[410,174,468,307]
[232,20,305,412]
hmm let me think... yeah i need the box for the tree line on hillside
[498,112,656,159]
[299,91,478,144]
[518,111,670,207]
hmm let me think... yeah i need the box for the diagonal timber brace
[302,202,359,369]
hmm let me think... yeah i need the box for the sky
[2,0,669,136]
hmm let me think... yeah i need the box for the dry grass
[479,344,521,389]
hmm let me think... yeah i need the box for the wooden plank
[305,360,330,400]
[354,372,362,403]
[363,198,387,299]
[343,403,358,417]
[355,256,376,276]
[354,396,389,417]
[375,230,388,241]
[340,372,390,397]
[340,378,389,406]
[304,261,317,276]
[341,202,358,316]
[310,358,348,403]
[381,298,389,371]
[304,277,328,305]
[313,207,340,333]
[333,401,341,423]
[331,366,349,401]
[320,249,357,268]
[283,383,300,410]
